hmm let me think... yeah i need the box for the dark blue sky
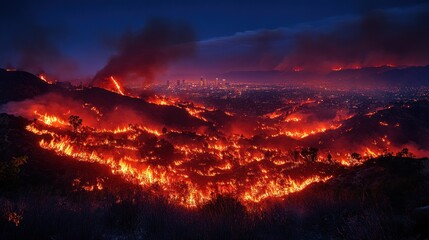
[1,0,428,83]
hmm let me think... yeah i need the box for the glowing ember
[379,121,389,126]
[284,117,301,122]
[7,212,22,227]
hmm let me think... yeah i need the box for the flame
[365,148,378,158]
[110,76,125,95]
[146,95,216,123]
[271,123,342,139]
[26,112,334,208]
[146,95,180,106]
[39,74,53,84]
[292,66,304,72]
[379,121,389,126]
[33,111,68,127]
[73,177,104,191]
[331,66,343,71]
[23,91,413,209]
[284,117,301,122]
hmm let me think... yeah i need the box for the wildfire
[292,66,304,72]
[22,85,411,209]
[265,111,282,119]
[331,66,343,71]
[110,76,125,95]
[39,74,53,84]
[284,117,301,122]
[26,110,333,208]
[243,175,332,203]
[379,121,389,126]
[365,148,378,158]
[146,95,216,123]
[273,124,342,139]
[73,178,104,192]
[146,95,178,106]
[33,111,68,127]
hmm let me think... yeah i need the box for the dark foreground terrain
[1,113,428,239]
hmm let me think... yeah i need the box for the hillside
[0,112,428,239]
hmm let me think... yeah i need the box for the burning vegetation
[1,69,429,239]
[26,109,333,207]
[1,72,421,209]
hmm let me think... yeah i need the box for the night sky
[1,0,429,84]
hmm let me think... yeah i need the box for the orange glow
[39,74,53,84]
[33,111,68,127]
[7,212,22,227]
[272,123,342,139]
[23,90,412,209]
[284,117,301,122]
[26,111,333,208]
[110,76,125,95]
[340,159,351,166]
[265,111,282,119]
[292,66,304,72]
[146,95,178,106]
[379,121,389,126]
[146,95,217,122]
[365,148,378,158]
[331,66,343,71]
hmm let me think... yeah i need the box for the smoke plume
[93,19,196,88]
[275,6,429,72]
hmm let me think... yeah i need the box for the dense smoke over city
[93,19,196,87]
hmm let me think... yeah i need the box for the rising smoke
[275,6,429,72]
[93,19,196,88]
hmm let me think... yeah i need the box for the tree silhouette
[350,152,362,161]
[162,127,168,134]
[69,115,82,132]
[396,148,414,158]
[327,153,334,164]
[139,137,175,164]
[301,147,318,162]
